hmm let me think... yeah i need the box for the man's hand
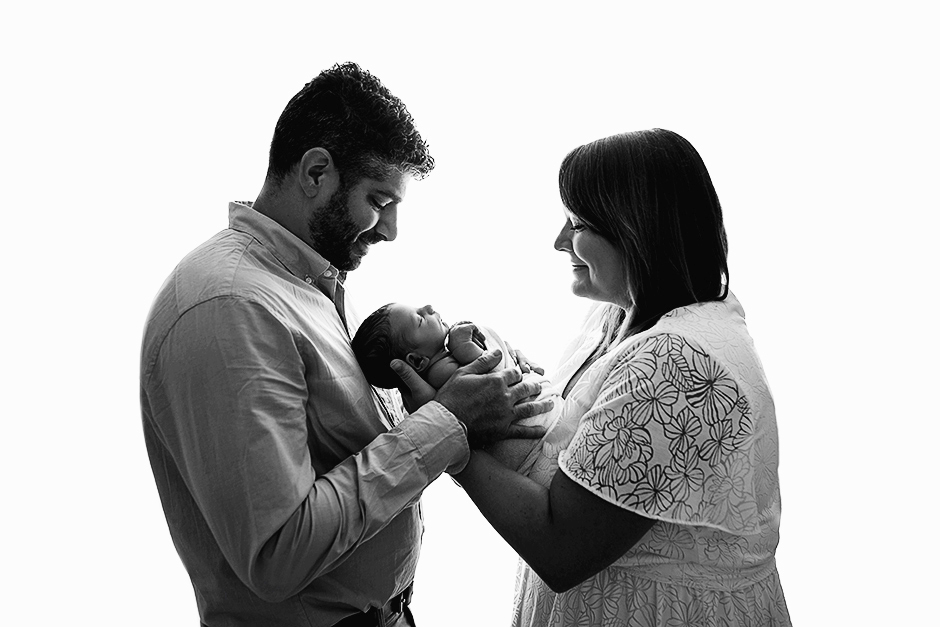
[434,350,551,448]
[390,358,437,413]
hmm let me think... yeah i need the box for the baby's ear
[405,352,430,373]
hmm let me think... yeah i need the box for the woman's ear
[405,352,430,373]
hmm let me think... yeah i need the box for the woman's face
[554,211,631,308]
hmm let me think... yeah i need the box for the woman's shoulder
[614,294,751,361]
[599,294,768,396]
[659,293,746,335]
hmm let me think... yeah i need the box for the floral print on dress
[561,333,761,533]
[512,295,790,627]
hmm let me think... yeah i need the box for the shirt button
[304,276,312,284]
[324,270,333,278]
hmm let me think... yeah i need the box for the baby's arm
[451,324,552,471]
[423,324,485,389]
[424,355,461,390]
[446,322,487,364]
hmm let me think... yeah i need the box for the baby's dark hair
[352,304,403,389]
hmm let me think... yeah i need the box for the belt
[332,584,414,627]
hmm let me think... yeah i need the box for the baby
[352,303,562,472]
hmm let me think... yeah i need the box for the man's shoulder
[172,228,253,303]
[140,228,284,378]
[167,227,294,309]
[143,229,274,338]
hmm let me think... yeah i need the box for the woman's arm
[454,450,655,593]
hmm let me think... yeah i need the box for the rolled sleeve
[399,401,470,476]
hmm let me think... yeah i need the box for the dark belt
[332,584,414,627]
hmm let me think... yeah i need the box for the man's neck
[252,181,311,248]
[251,181,281,219]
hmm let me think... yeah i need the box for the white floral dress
[514,295,791,627]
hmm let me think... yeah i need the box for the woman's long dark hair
[559,129,729,353]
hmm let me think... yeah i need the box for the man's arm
[145,297,467,602]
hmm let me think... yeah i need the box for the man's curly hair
[351,304,403,389]
[267,62,435,184]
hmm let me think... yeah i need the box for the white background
[3,1,937,624]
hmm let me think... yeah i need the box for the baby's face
[387,303,449,358]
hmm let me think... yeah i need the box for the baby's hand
[448,322,486,351]
[447,322,487,364]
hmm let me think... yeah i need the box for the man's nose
[376,205,398,242]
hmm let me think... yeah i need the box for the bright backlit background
[3,2,937,625]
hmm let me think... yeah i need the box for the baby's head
[352,303,449,389]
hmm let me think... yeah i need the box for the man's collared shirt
[140,202,469,626]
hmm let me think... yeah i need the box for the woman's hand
[505,342,545,375]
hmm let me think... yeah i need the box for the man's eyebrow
[372,188,402,204]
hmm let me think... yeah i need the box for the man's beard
[306,182,377,271]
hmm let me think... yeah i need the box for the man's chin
[346,241,373,269]
[328,242,369,272]
[337,251,366,272]
[341,259,362,272]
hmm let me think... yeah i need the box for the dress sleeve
[557,333,762,535]
[147,296,467,601]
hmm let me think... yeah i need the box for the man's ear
[298,147,337,198]
[405,352,430,373]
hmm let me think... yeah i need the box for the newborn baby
[352,303,561,471]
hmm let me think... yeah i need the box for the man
[140,62,547,627]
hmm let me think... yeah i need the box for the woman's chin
[570,281,592,300]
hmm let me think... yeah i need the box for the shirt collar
[228,201,346,296]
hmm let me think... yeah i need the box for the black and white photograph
[3,2,936,625]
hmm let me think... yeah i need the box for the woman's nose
[554,220,571,252]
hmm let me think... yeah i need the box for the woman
[454,129,790,626]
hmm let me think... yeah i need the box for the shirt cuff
[399,401,471,476]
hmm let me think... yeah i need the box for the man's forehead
[360,172,408,203]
